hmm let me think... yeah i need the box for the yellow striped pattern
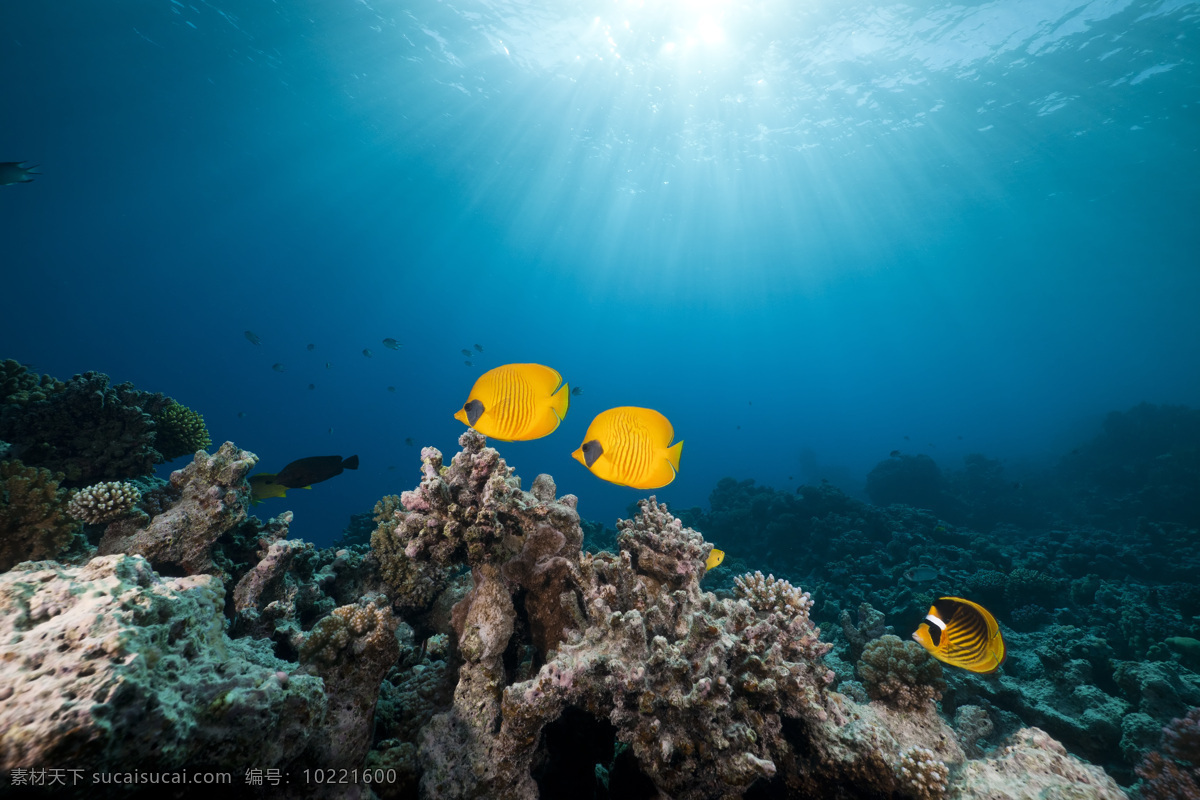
[571,406,682,490]
[912,596,1006,674]
[454,363,569,441]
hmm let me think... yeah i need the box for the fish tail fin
[303,485,312,491]
[550,381,570,424]
[666,440,683,474]
[343,455,360,470]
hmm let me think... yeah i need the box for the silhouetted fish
[245,331,262,345]
[272,455,360,488]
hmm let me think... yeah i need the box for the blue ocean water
[1,0,1197,546]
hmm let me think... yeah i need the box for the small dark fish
[788,475,793,481]
[272,455,360,488]
[245,330,262,345]
[387,386,396,392]
[363,349,373,358]
[237,411,246,418]
[736,425,741,430]
[325,362,332,369]
[748,401,752,405]
[328,428,333,434]
[464,360,473,366]
[957,435,963,440]
[272,363,285,373]
[307,343,315,351]
[0,161,40,185]
[904,435,910,441]
[308,383,316,390]
[383,338,402,350]
[572,386,583,396]
[928,442,936,448]
[461,349,472,357]
[904,565,940,583]
[1012,482,1022,490]
[474,344,483,352]
[890,450,901,457]
[405,437,414,446]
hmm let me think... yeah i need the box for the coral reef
[0,460,81,572]
[65,480,143,525]
[0,555,326,776]
[1135,707,1200,800]
[951,727,1128,799]
[897,745,949,800]
[97,442,257,577]
[301,595,400,770]
[0,366,214,487]
[151,400,212,460]
[0,359,64,406]
[858,634,947,710]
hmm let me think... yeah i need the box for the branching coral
[857,634,947,709]
[0,371,172,486]
[152,401,212,460]
[66,480,143,525]
[734,570,815,617]
[0,460,81,571]
[0,359,64,406]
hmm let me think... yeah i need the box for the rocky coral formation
[1135,706,1200,800]
[858,634,947,710]
[0,555,326,776]
[97,442,257,577]
[65,480,143,524]
[950,727,1128,799]
[301,595,400,770]
[897,745,949,800]
[0,460,81,572]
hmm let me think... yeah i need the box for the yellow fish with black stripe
[571,406,683,490]
[911,596,1006,674]
[454,363,570,441]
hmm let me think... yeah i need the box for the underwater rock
[97,442,257,577]
[951,727,1127,799]
[0,555,325,776]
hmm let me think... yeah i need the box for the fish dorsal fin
[582,440,603,467]
[464,399,485,427]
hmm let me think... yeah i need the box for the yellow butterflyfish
[571,406,682,490]
[706,548,725,572]
[912,596,1006,674]
[454,363,570,442]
